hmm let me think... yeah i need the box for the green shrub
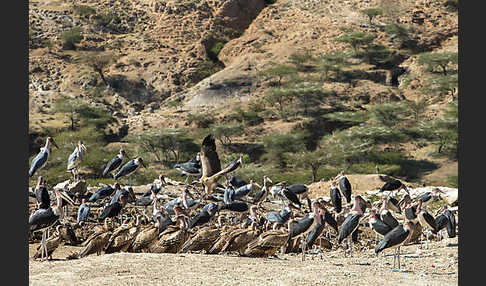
[60,27,83,50]
[209,42,226,60]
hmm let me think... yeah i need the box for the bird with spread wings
[199,134,243,196]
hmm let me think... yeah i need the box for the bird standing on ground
[368,208,392,242]
[252,176,272,207]
[34,176,50,210]
[337,195,364,257]
[416,199,438,248]
[114,156,147,186]
[67,140,87,181]
[330,181,342,214]
[29,189,63,261]
[102,148,127,177]
[379,178,409,195]
[29,137,59,178]
[337,171,352,204]
[88,183,119,203]
[77,198,91,225]
[174,153,202,184]
[375,221,414,269]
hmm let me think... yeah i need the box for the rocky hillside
[28,0,458,187]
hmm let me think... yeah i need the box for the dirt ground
[29,237,458,286]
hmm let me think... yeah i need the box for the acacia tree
[361,8,383,25]
[335,32,375,54]
[210,123,244,146]
[80,51,117,86]
[127,129,199,164]
[316,51,351,81]
[257,63,298,87]
[53,96,86,131]
[285,149,326,182]
[406,98,429,123]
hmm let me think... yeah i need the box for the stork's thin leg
[129,176,132,187]
[301,235,306,261]
[398,247,401,269]
[41,230,47,261]
[184,176,189,184]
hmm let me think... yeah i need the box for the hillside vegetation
[28,0,458,188]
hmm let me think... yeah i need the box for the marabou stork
[88,183,119,203]
[187,203,218,229]
[29,190,63,261]
[98,194,127,223]
[252,176,273,207]
[141,175,166,197]
[375,221,414,269]
[337,195,364,257]
[330,181,342,214]
[414,188,443,207]
[336,171,352,204]
[416,199,438,249]
[102,148,127,177]
[227,176,248,189]
[379,197,399,229]
[277,182,302,209]
[174,154,202,184]
[265,202,293,230]
[34,176,50,210]
[29,137,59,178]
[434,205,456,240]
[379,178,409,195]
[77,198,91,225]
[368,208,392,242]
[288,201,323,261]
[287,184,311,211]
[66,140,87,181]
[113,156,147,186]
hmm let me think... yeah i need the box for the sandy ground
[29,237,458,286]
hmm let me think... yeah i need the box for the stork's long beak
[52,140,59,149]
[266,177,273,184]
[254,182,262,189]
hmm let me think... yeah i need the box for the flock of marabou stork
[28,135,457,270]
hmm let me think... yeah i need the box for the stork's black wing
[77,204,91,223]
[98,202,122,222]
[330,187,342,213]
[287,184,308,195]
[375,225,409,254]
[229,176,247,188]
[290,214,314,238]
[306,219,325,248]
[371,218,392,236]
[188,210,212,229]
[444,210,456,238]
[324,211,338,233]
[282,188,301,207]
[35,186,51,210]
[29,208,59,232]
[88,185,115,202]
[338,176,352,203]
[114,159,138,179]
[219,202,248,212]
[103,156,123,177]
[338,213,360,244]
[380,210,399,229]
